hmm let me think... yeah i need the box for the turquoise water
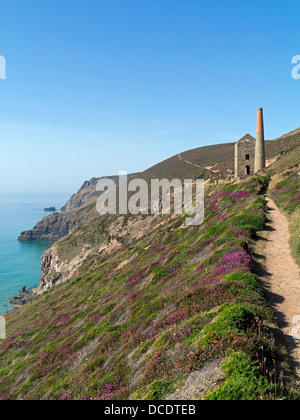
[0,194,69,314]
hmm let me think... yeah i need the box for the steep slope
[60,177,109,212]
[18,203,97,241]
[60,173,140,212]
[18,132,300,243]
[1,132,299,400]
[0,174,278,400]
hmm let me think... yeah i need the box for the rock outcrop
[9,287,36,308]
[18,211,72,241]
[60,177,104,212]
[18,173,140,242]
[60,173,139,212]
[18,202,97,242]
[36,212,157,295]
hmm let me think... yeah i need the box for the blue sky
[0,0,300,194]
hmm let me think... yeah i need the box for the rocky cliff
[18,173,140,242]
[60,177,111,212]
[37,211,157,294]
[18,202,98,241]
[60,173,140,212]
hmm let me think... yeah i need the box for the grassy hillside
[142,133,300,183]
[1,132,299,400]
[0,174,284,400]
[17,132,300,244]
[266,133,300,268]
[269,169,300,267]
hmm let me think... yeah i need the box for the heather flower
[213,251,251,276]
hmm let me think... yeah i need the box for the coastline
[9,286,37,310]
[0,194,69,315]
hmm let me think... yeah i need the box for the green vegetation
[269,170,300,267]
[134,380,173,400]
[0,174,284,400]
[290,209,300,267]
[204,352,275,400]
[1,129,299,400]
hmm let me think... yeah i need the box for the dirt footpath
[264,197,300,377]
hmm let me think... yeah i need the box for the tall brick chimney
[254,108,266,173]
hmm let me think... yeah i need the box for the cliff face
[60,177,109,212]
[36,243,96,293]
[19,212,71,241]
[60,173,140,212]
[18,202,98,241]
[37,212,157,294]
[18,173,140,242]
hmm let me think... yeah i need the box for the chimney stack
[254,108,266,173]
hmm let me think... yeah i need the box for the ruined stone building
[234,108,266,179]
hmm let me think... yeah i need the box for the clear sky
[0,0,300,194]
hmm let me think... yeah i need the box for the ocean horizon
[0,193,70,314]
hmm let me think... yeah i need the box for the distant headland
[44,207,57,212]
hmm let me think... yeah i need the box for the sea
[0,194,70,315]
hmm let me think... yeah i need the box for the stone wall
[234,134,256,179]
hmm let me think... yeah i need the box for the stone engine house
[234,134,256,179]
[234,108,266,179]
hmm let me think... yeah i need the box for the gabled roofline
[237,134,256,143]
